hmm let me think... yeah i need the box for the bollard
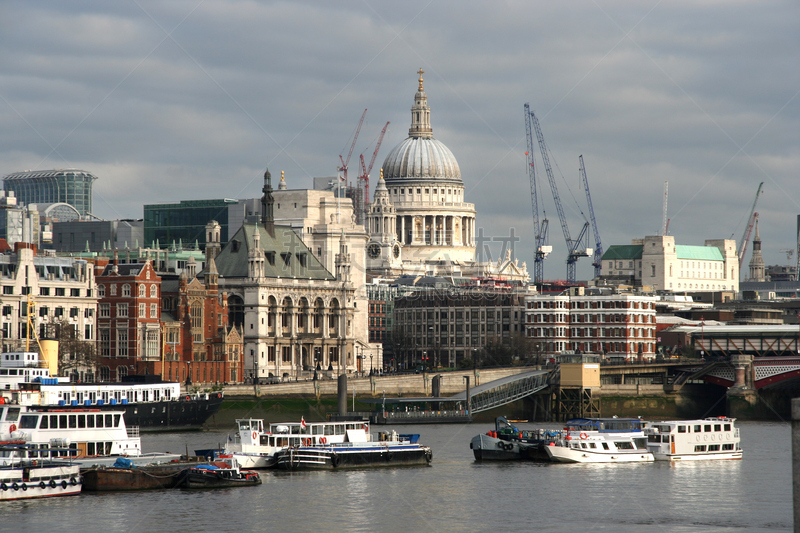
[793,397,800,533]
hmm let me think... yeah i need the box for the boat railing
[127,426,140,438]
[380,409,469,421]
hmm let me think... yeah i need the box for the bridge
[449,369,553,413]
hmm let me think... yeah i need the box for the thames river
[4,421,793,532]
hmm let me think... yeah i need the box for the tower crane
[524,103,551,285]
[358,121,390,221]
[530,110,592,283]
[579,155,603,278]
[737,182,763,271]
[338,109,367,188]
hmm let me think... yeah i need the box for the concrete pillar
[793,397,800,532]
[731,354,753,388]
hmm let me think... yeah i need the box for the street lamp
[370,354,374,376]
[700,316,705,360]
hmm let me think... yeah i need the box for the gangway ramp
[450,369,552,414]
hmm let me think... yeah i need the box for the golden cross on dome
[417,68,424,90]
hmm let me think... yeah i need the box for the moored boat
[470,417,563,461]
[81,457,204,491]
[0,443,82,500]
[272,427,432,471]
[544,417,654,464]
[176,458,261,489]
[645,417,743,461]
[0,402,181,468]
[1,351,222,431]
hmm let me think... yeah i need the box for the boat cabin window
[722,444,734,451]
[5,407,20,422]
[708,444,720,451]
[615,441,634,450]
[695,445,706,452]
[724,424,731,431]
[40,416,48,428]
[677,425,686,433]
[580,443,587,449]
[714,424,721,432]
[634,438,648,449]
[601,442,609,450]
[19,415,38,429]
[312,426,322,435]
[589,442,596,449]
[694,425,701,432]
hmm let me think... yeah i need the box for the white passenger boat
[0,401,180,468]
[272,422,432,471]
[0,443,82,500]
[544,417,654,464]
[225,417,377,469]
[1,351,222,431]
[645,417,743,461]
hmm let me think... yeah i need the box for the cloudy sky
[1,1,798,281]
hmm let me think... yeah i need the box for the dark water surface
[4,421,792,532]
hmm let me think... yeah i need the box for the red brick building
[95,258,162,381]
[160,257,244,385]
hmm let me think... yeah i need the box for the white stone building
[365,70,528,283]
[600,235,739,293]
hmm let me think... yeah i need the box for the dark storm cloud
[1,0,797,279]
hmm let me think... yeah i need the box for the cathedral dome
[382,136,461,182]
[381,69,461,183]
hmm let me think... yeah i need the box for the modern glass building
[2,169,98,216]
[144,199,239,250]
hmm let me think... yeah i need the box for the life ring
[21,484,27,491]
[330,453,339,468]
[9,424,16,433]
[580,433,588,440]
[49,480,57,488]
[70,477,78,486]
[185,395,191,401]
[319,437,327,444]
[61,480,68,489]
[1,483,6,491]
[504,442,514,451]
[425,449,433,463]
[302,438,311,446]
[252,431,258,440]
[497,441,506,449]
[39,481,46,489]
[12,482,19,491]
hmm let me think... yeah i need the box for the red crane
[358,121,390,219]
[738,212,758,272]
[338,109,367,188]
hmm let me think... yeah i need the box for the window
[70,288,80,297]
[150,304,158,318]
[100,304,110,318]
[117,303,128,318]
[122,284,131,297]
[150,285,157,298]
[2,286,12,295]
[40,287,50,296]
[139,303,146,317]
[55,288,65,296]
[139,285,145,297]
[98,285,105,297]
[117,329,128,357]
[110,284,116,296]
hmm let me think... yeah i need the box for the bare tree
[51,318,98,381]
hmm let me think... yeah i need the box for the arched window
[138,284,146,297]
[122,284,131,297]
[228,295,244,329]
[150,285,157,298]
[98,285,106,298]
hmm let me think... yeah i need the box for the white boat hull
[545,444,654,463]
[654,451,743,461]
[0,463,82,500]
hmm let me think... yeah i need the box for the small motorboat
[177,458,261,489]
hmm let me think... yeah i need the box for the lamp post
[369,354,373,376]
[700,316,705,360]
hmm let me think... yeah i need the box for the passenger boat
[272,423,432,471]
[544,417,654,464]
[470,417,563,461]
[81,457,203,491]
[1,351,223,431]
[225,417,374,469]
[645,417,743,461]
[176,458,261,489]
[0,443,82,500]
[0,402,181,468]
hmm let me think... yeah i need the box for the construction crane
[338,109,367,188]
[524,103,551,285]
[739,212,758,273]
[737,182,764,271]
[357,121,390,222]
[530,110,592,283]
[579,155,603,278]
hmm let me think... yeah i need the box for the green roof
[675,245,723,261]
[601,245,642,261]
[214,223,335,280]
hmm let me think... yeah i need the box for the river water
[4,421,793,532]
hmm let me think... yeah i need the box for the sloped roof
[213,223,334,280]
[601,245,643,261]
[675,245,724,261]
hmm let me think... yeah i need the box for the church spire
[261,165,274,231]
[748,215,765,282]
[409,68,433,139]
